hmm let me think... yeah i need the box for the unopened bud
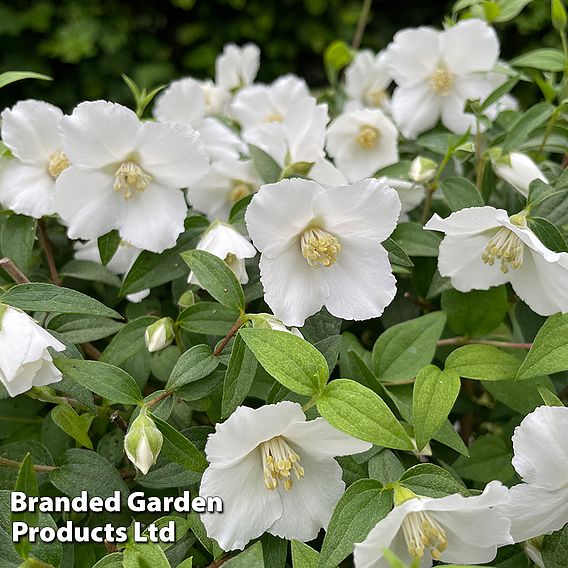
[145,317,175,353]
[248,313,303,337]
[492,151,548,198]
[409,156,437,183]
[552,0,567,32]
[124,406,163,475]
[178,289,197,309]
[281,161,314,179]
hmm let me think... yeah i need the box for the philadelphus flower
[386,19,499,138]
[492,151,548,197]
[376,177,425,221]
[215,43,260,92]
[188,159,262,221]
[55,101,209,254]
[124,406,163,475]
[189,222,256,286]
[245,177,401,326]
[145,317,175,353]
[425,207,568,316]
[326,109,399,182]
[199,401,371,550]
[0,305,65,397]
[344,50,391,111]
[0,100,68,218]
[497,406,568,543]
[354,482,512,568]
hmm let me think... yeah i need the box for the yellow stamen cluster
[229,181,253,202]
[264,112,283,123]
[114,161,152,199]
[482,227,524,273]
[364,88,387,108]
[356,125,380,150]
[47,150,70,179]
[430,68,454,96]
[301,227,341,268]
[402,510,448,561]
[260,436,304,491]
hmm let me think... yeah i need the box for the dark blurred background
[0,0,558,111]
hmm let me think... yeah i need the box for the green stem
[437,337,532,349]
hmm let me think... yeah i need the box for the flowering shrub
[1,2,568,567]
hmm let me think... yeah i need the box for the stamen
[259,436,304,491]
[482,227,524,273]
[229,181,253,202]
[356,125,379,149]
[364,88,387,108]
[48,150,70,179]
[402,510,448,561]
[264,112,283,123]
[114,161,152,200]
[430,68,454,96]
[301,227,341,268]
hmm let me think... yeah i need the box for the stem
[538,106,561,157]
[37,219,62,286]
[146,390,173,408]
[213,318,243,357]
[0,456,57,473]
[0,257,30,284]
[437,337,532,349]
[352,0,373,50]
[110,410,129,433]
[207,556,232,568]
[421,149,452,223]
[81,342,102,360]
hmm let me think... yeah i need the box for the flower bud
[409,156,437,183]
[124,406,163,475]
[248,313,303,337]
[178,289,197,309]
[492,151,548,197]
[144,317,175,353]
[552,0,567,32]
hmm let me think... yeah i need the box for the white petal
[244,122,288,168]
[1,100,63,164]
[215,43,260,91]
[493,152,547,197]
[196,224,256,260]
[440,93,479,135]
[268,455,345,542]
[153,78,206,126]
[378,177,425,215]
[308,157,347,188]
[441,19,499,75]
[284,417,371,458]
[0,162,56,218]
[197,118,242,163]
[30,354,63,390]
[245,178,320,257]
[60,101,140,167]
[135,121,209,188]
[200,452,282,551]
[425,206,506,236]
[391,84,441,139]
[205,401,306,469]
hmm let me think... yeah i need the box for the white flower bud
[178,290,197,309]
[144,317,175,353]
[124,407,163,475]
[409,156,437,183]
[493,151,548,197]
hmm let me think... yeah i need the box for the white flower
[245,177,401,326]
[188,159,262,222]
[493,151,548,197]
[344,50,391,110]
[215,43,260,92]
[153,78,242,162]
[326,108,399,182]
[0,305,65,397]
[55,101,209,254]
[189,222,257,286]
[498,406,568,543]
[386,19,499,138]
[376,177,425,221]
[425,207,568,316]
[0,100,68,218]
[199,401,371,550]
[199,79,230,116]
[231,74,310,132]
[354,481,512,568]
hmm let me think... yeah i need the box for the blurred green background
[0,0,558,111]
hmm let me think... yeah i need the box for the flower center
[356,125,379,149]
[430,67,454,96]
[114,161,152,200]
[48,150,70,179]
[401,510,448,561]
[229,181,253,202]
[364,88,387,108]
[265,112,283,123]
[481,227,524,273]
[301,227,341,268]
[260,436,304,491]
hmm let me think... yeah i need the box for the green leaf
[440,177,484,211]
[383,238,414,273]
[222,334,258,418]
[391,223,441,257]
[97,230,122,266]
[291,540,319,568]
[53,358,143,405]
[100,316,157,366]
[93,553,123,568]
[47,314,125,344]
[224,542,264,567]
[0,71,51,89]
[538,385,564,407]
[445,345,521,381]
[151,414,208,473]
[240,328,329,396]
[527,217,568,253]
[511,48,566,72]
[0,214,36,275]
[12,453,38,558]
[319,479,391,568]
[0,283,121,319]
[399,463,467,498]
[441,287,508,337]
[316,379,414,450]
[166,344,219,391]
[517,313,568,379]
[542,524,568,568]
[248,144,281,184]
[50,405,94,449]
[453,435,515,482]
[372,312,447,382]
[368,449,405,484]
[502,102,554,152]
[324,39,354,84]
[177,302,240,336]
[123,543,171,568]
[59,260,122,288]
[181,249,245,312]
[413,366,461,451]
[493,0,533,22]
[480,76,519,111]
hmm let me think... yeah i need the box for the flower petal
[440,93,479,135]
[153,77,206,126]
[425,206,506,236]
[391,84,441,139]
[197,117,242,162]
